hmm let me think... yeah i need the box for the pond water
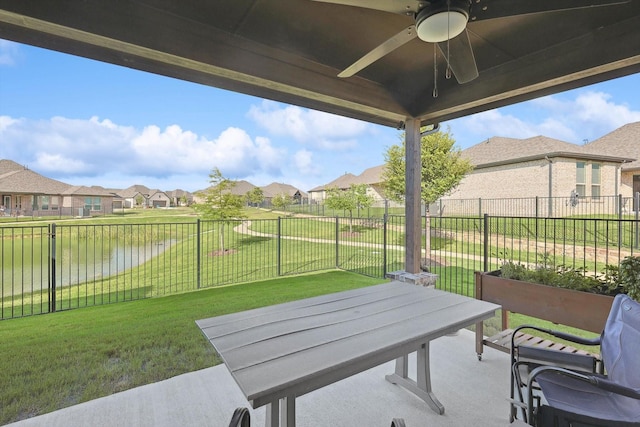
[1,239,176,297]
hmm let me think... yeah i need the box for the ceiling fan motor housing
[416,0,471,42]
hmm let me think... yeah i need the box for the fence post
[483,214,489,272]
[618,194,623,247]
[535,196,539,219]
[633,192,640,248]
[335,216,339,268]
[618,194,623,218]
[383,212,388,278]
[50,223,56,313]
[196,219,201,289]
[277,217,282,276]
[478,197,482,218]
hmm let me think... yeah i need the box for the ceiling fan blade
[338,25,417,78]
[311,0,423,15]
[436,29,478,84]
[470,0,630,22]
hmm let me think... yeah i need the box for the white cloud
[293,149,319,176]
[0,116,291,190]
[0,40,21,66]
[247,100,370,150]
[461,109,539,139]
[452,90,640,147]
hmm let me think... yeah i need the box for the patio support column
[405,118,421,274]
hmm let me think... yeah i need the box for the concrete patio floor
[7,330,512,427]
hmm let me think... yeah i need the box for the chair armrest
[512,324,601,349]
[228,407,251,427]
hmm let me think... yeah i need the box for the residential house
[261,182,307,205]
[0,159,115,217]
[582,122,640,199]
[193,180,256,204]
[309,122,640,217]
[147,189,172,208]
[444,135,633,216]
[308,173,357,203]
[117,184,152,208]
[167,189,193,206]
[307,166,393,207]
[61,185,116,216]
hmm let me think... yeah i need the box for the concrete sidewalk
[7,330,511,427]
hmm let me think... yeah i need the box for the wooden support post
[405,118,421,274]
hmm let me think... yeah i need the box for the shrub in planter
[619,255,640,300]
[499,254,625,297]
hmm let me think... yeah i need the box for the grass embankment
[0,270,382,424]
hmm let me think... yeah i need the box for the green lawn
[0,270,382,425]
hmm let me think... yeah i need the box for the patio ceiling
[1,1,639,129]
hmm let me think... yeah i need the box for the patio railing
[2,215,639,319]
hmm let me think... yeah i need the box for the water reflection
[1,239,175,297]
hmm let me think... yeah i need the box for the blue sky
[1,39,640,193]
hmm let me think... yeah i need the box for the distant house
[61,185,116,216]
[117,185,152,208]
[261,182,307,205]
[308,165,389,205]
[193,180,256,204]
[308,173,357,203]
[0,159,114,217]
[166,189,193,206]
[147,189,171,208]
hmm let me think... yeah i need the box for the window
[576,162,586,197]
[85,197,101,211]
[51,196,59,210]
[41,196,49,210]
[591,163,601,199]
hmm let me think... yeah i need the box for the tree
[271,193,292,212]
[382,128,472,256]
[325,184,374,233]
[193,168,246,253]
[246,187,264,208]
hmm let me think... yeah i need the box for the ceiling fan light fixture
[416,3,469,43]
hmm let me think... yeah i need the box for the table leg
[281,395,296,427]
[265,396,296,427]
[385,343,445,415]
[265,401,279,427]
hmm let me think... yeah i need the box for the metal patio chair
[228,407,250,427]
[512,293,640,426]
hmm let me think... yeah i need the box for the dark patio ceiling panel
[0,0,639,127]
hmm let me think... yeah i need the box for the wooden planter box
[474,271,614,358]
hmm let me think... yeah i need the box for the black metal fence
[286,194,638,219]
[0,217,403,319]
[430,194,635,218]
[2,214,639,319]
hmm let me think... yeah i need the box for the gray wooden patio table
[196,281,499,427]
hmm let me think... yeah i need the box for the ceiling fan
[312,0,630,84]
